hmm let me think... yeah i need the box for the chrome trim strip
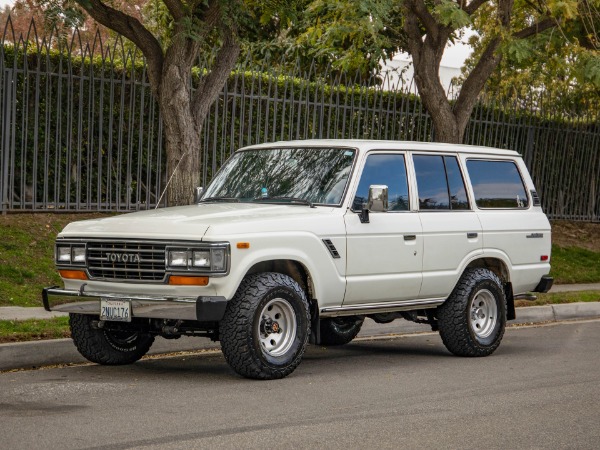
[320,298,445,317]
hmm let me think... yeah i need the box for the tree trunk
[159,65,202,207]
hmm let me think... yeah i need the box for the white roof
[242,139,521,157]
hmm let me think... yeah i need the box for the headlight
[57,246,71,262]
[192,250,210,267]
[168,250,189,267]
[166,244,229,274]
[72,247,86,263]
[56,243,86,265]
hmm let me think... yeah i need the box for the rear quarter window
[466,160,529,209]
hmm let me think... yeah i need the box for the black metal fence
[1,18,599,220]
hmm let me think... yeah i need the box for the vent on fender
[322,239,341,259]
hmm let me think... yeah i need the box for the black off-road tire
[219,272,311,380]
[320,316,364,346]
[69,313,155,365]
[436,268,506,357]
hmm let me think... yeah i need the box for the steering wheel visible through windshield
[202,147,356,206]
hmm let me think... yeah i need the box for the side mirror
[367,185,388,212]
[359,185,388,223]
[193,186,204,204]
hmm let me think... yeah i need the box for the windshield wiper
[199,197,240,203]
[253,196,315,208]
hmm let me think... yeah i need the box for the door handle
[467,232,478,239]
[404,235,416,241]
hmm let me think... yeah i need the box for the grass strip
[0,316,70,343]
[515,290,600,308]
[550,245,600,284]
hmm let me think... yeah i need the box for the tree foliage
[463,0,600,113]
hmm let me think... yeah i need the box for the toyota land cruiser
[43,140,553,379]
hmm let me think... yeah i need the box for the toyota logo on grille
[106,252,141,263]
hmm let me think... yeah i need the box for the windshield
[202,147,356,205]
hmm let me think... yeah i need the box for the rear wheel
[69,313,154,365]
[436,268,506,357]
[320,316,364,346]
[219,272,311,379]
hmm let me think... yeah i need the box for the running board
[320,298,445,318]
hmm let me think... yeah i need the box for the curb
[1,302,599,371]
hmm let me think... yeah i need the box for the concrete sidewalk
[1,301,599,371]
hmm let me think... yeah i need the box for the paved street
[2,319,600,449]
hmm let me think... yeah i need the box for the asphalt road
[2,320,599,450]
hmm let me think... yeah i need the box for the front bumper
[42,286,227,322]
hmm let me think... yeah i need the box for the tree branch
[405,0,440,39]
[464,0,489,15]
[192,26,240,128]
[75,0,163,96]
[513,17,558,39]
[162,0,186,21]
[453,36,502,131]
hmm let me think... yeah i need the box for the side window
[444,157,469,210]
[467,160,529,208]
[413,155,449,209]
[352,154,409,211]
[413,155,470,210]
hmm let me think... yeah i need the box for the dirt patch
[551,221,600,251]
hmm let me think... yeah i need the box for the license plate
[100,299,131,322]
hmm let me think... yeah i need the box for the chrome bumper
[42,287,227,322]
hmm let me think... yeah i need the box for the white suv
[43,140,553,379]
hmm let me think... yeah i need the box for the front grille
[87,242,166,282]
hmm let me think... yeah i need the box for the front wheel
[219,272,311,379]
[436,268,506,357]
[69,313,154,365]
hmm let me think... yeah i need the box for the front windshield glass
[203,147,356,205]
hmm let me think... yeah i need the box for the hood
[59,203,338,241]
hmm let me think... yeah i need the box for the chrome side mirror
[359,185,388,223]
[193,186,204,204]
[367,185,388,212]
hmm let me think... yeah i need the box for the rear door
[413,153,483,298]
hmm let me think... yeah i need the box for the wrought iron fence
[1,17,599,220]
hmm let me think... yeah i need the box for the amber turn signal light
[237,242,250,249]
[59,269,88,280]
[169,275,209,286]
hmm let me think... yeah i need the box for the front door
[344,152,423,305]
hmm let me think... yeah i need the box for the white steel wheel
[436,268,507,357]
[219,272,311,379]
[258,298,297,357]
[469,289,498,339]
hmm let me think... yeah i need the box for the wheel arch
[246,259,316,302]
[464,257,510,284]
[463,257,515,320]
